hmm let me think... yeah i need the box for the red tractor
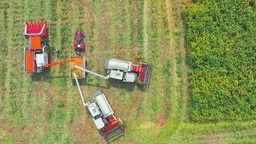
[73,30,85,56]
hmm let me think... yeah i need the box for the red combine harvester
[73,30,85,56]
[73,73,125,142]
[75,58,152,85]
[104,59,152,84]
[24,21,49,73]
[24,25,87,76]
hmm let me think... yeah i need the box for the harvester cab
[24,21,49,73]
[74,30,85,56]
[73,73,125,142]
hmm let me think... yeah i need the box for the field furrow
[19,0,54,143]
[45,1,73,143]
[93,1,104,88]
[142,0,165,121]
[3,0,14,117]
[164,0,179,121]
[67,1,87,143]
[66,0,79,130]
[1,1,28,143]
[143,0,149,61]
[171,0,189,121]
[0,1,7,102]
[0,1,8,141]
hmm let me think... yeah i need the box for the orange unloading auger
[42,59,74,67]
[41,56,86,79]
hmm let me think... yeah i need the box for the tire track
[104,0,129,124]
[68,2,86,143]
[66,0,79,128]
[97,1,107,87]
[33,0,54,141]
[1,1,29,142]
[139,2,188,142]
[3,0,14,115]
[121,0,132,59]
[141,0,166,124]
[19,0,53,142]
[165,0,179,121]
[165,0,189,121]
[117,1,137,111]
[22,0,33,120]
[87,2,105,143]
[44,1,70,143]
[143,0,149,61]
[0,1,7,105]
[178,0,189,121]
[3,0,25,117]
[150,3,190,142]
[20,0,39,142]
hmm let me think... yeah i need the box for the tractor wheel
[44,45,50,53]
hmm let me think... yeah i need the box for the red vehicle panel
[25,49,34,73]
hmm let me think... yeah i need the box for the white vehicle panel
[88,102,101,117]
[93,117,105,129]
[109,70,124,80]
[105,59,132,72]
[36,54,44,67]
[123,72,137,82]
[94,91,114,118]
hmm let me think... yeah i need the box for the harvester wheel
[43,45,50,53]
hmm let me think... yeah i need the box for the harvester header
[24,21,47,36]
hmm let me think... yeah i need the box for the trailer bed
[70,56,86,79]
